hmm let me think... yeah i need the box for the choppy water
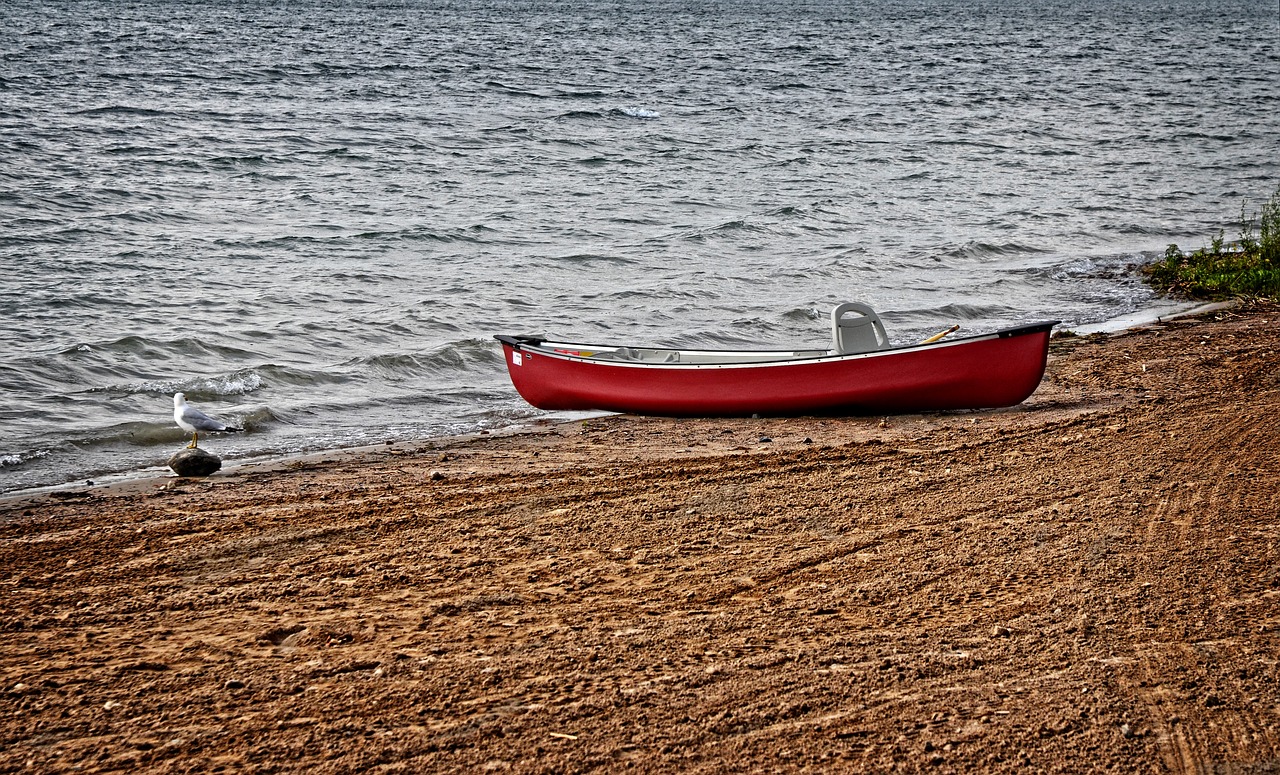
[2,0,1278,493]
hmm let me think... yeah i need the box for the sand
[2,302,1278,773]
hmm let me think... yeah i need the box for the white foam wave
[620,107,661,119]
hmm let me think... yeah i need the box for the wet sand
[3,302,1278,773]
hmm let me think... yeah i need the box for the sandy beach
[3,302,1278,773]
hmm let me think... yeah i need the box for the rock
[168,448,222,477]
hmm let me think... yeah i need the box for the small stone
[103,700,122,711]
[168,448,222,477]
[758,436,772,443]
[991,626,1012,638]
[428,471,445,481]
[1120,723,1134,739]
[224,679,246,690]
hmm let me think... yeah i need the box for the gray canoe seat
[832,302,890,354]
[609,347,679,363]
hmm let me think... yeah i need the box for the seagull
[173,392,242,449]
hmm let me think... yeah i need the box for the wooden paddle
[920,324,960,344]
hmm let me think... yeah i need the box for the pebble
[224,679,246,690]
[991,625,1012,638]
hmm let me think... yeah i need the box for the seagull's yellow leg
[187,432,199,449]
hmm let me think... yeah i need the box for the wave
[70,105,177,117]
[340,339,504,380]
[572,155,644,167]
[675,218,774,242]
[66,335,260,363]
[542,252,638,266]
[875,304,1032,336]
[1,449,49,470]
[928,138,1012,151]
[1101,222,1179,236]
[941,241,1051,260]
[484,81,553,99]
[1024,254,1150,283]
[207,154,270,167]
[781,307,824,323]
[656,322,787,349]
[618,107,661,119]
[249,224,500,246]
[85,370,263,401]
[592,287,713,302]
[85,363,348,401]
[554,109,608,120]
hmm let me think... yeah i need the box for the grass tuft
[1144,184,1280,299]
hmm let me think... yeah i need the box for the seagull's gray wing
[180,404,236,432]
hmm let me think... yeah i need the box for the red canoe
[496,305,1057,416]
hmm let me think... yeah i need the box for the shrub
[1144,185,1280,299]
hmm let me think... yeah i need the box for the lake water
[2,0,1278,493]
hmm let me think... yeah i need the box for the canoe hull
[496,323,1056,416]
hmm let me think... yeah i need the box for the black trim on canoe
[496,321,1057,354]
[996,321,1059,338]
[495,334,544,349]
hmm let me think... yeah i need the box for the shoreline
[0,298,1229,506]
[3,300,1277,771]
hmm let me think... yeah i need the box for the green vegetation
[1144,184,1280,299]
